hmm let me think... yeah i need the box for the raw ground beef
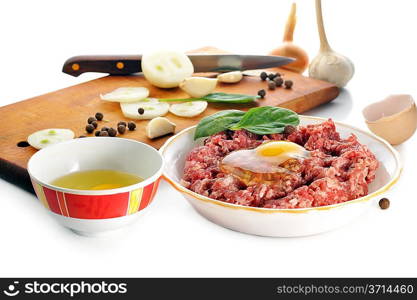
[181,119,379,209]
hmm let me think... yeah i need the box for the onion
[269,3,309,74]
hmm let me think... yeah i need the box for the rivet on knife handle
[62,55,142,77]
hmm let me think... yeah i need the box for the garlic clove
[363,94,417,145]
[308,51,354,88]
[217,71,243,83]
[179,77,218,98]
[146,117,176,139]
[242,70,268,77]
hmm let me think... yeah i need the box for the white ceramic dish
[28,137,163,236]
[160,116,402,237]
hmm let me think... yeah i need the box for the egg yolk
[220,141,309,185]
[256,141,308,158]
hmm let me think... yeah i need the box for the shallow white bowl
[160,116,402,237]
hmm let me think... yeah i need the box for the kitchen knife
[62,54,294,77]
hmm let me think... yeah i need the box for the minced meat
[181,119,379,209]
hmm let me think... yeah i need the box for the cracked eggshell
[363,94,417,145]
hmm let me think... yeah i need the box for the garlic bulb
[309,0,354,88]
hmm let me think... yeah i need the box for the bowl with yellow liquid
[27,137,163,236]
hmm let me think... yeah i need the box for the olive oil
[51,170,143,190]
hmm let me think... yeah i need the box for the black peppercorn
[284,125,296,135]
[117,125,126,134]
[95,112,104,121]
[268,73,276,80]
[99,131,109,137]
[379,198,390,209]
[268,81,276,90]
[85,124,95,133]
[257,89,266,98]
[91,121,98,129]
[95,130,101,136]
[275,72,281,77]
[128,122,136,131]
[101,126,109,132]
[284,80,293,89]
[274,77,284,87]
[138,107,145,115]
[260,71,268,81]
[87,117,96,124]
[117,121,127,127]
[108,127,117,137]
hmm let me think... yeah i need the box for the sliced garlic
[28,129,74,150]
[141,50,194,88]
[100,87,149,103]
[120,99,169,120]
[169,101,208,117]
[179,77,217,98]
[146,117,176,139]
[217,71,243,83]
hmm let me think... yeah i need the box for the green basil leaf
[160,92,258,104]
[194,110,245,140]
[202,93,259,103]
[158,98,200,102]
[230,106,299,135]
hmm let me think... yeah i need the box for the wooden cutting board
[0,50,339,191]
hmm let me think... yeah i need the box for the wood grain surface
[0,47,339,189]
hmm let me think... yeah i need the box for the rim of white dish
[159,115,403,214]
[27,137,164,196]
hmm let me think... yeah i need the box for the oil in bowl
[51,169,143,190]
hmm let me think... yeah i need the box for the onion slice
[169,101,208,117]
[120,99,170,120]
[28,129,74,150]
[141,50,194,88]
[100,87,149,103]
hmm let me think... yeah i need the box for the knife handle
[62,55,142,77]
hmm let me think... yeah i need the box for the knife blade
[62,54,294,77]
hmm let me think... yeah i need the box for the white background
[0,0,416,277]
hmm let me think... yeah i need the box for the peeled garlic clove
[141,50,194,88]
[242,70,266,77]
[308,51,354,88]
[120,100,169,120]
[28,129,74,150]
[179,77,217,98]
[217,71,243,83]
[169,101,208,117]
[100,87,149,102]
[146,117,176,139]
[363,94,417,145]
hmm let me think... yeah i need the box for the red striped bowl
[28,137,163,236]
